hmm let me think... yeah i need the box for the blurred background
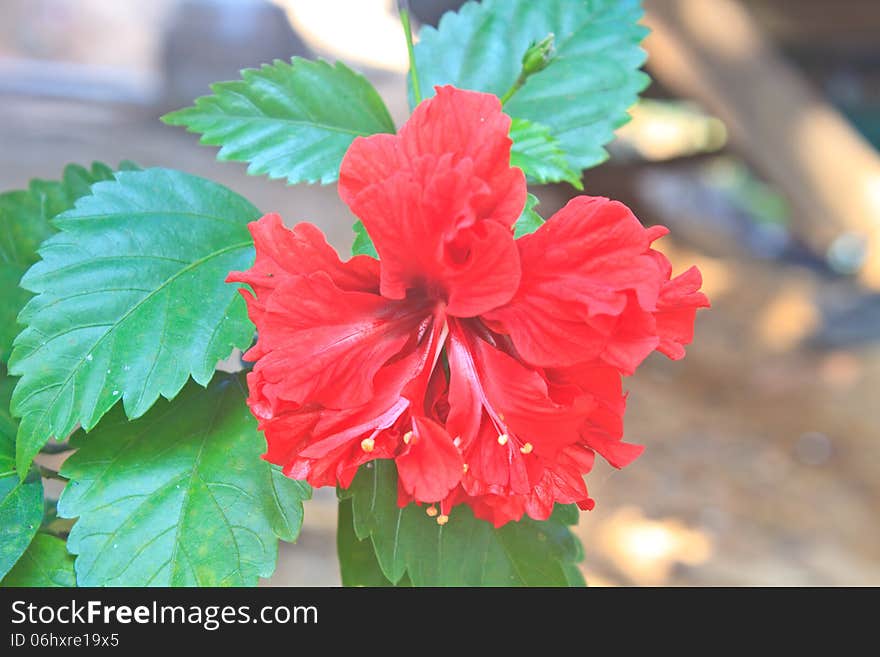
[3,0,879,586]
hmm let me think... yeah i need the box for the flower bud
[521,33,556,76]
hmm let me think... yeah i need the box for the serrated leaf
[0,365,43,579]
[514,193,544,238]
[1,533,75,587]
[163,58,396,185]
[0,162,133,362]
[510,118,583,189]
[351,221,378,258]
[414,0,649,173]
[57,375,311,587]
[8,168,260,474]
[342,460,585,586]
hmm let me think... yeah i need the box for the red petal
[249,271,427,409]
[654,264,710,359]
[340,86,525,228]
[586,433,643,469]
[338,87,525,317]
[524,445,595,520]
[546,361,642,468]
[228,214,379,298]
[483,196,666,369]
[227,216,381,362]
[256,314,449,493]
[596,297,660,375]
[447,322,587,459]
[395,415,464,502]
[401,87,524,225]
[468,493,527,527]
[343,152,521,316]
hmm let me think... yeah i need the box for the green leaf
[563,562,588,587]
[1,533,75,587]
[0,365,43,579]
[514,193,544,238]
[510,118,583,189]
[163,58,396,185]
[343,461,408,583]
[8,168,260,474]
[337,498,397,587]
[0,162,133,362]
[342,460,585,586]
[57,375,311,586]
[351,221,378,258]
[413,0,649,173]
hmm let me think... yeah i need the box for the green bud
[521,33,556,76]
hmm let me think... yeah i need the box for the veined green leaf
[510,118,583,189]
[57,375,311,587]
[8,168,260,474]
[0,162,135,362]
[337,498,400,587]
[413,0,649,174]
[163,58,396,185]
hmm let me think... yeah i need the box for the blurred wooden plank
[643,0,880,286]
[743,0,880,55]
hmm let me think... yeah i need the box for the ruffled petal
[340,86,525,228]
[338,87,525,317]
[547,361,643,469]
[483,196,667,370]
[653,256,711,359]
[248,271,429,410]
[252,308,449,494]
[227,214,379,298]
[347,154,521,315]
[227,215,381,361]
[468,493,528,528]
[525,445,596,521]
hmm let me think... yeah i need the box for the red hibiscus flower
[227,86,709,527]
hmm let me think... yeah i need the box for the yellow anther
[436,514,449,526]
[520,442,533,454]
[426,505,438,517]
[462,463,469,473]
[497,433,509,446]
[360,437,375,452]
[403,431,413,445]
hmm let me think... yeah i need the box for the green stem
[398,0,422,105]
[499,73,527,106]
